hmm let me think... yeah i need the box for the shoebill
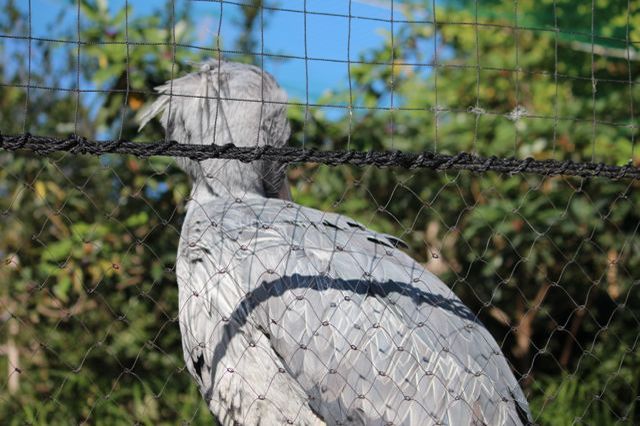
[138,61,531,426]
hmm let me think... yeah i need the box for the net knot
[69,134,88,154]
[20,132,32,149]
[253,145,270,161]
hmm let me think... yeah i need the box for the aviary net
[0,1,638,424]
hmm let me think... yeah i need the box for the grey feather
[142,61,532,425]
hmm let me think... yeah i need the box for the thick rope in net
[2,133,639,180]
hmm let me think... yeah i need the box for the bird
[138,60,532,426]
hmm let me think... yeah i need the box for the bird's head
[137,60,291,200]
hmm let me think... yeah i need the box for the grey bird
[138,61,532,425]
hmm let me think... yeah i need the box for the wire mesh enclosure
[1,0,639,424]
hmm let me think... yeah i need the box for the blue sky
[23,0,426,102]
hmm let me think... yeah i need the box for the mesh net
[0,0,639,424]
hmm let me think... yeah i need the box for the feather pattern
[140,61,532,425]
[177,196,532,425]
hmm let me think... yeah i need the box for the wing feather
[179,196,531,425]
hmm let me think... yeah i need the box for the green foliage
[1,0,639,424]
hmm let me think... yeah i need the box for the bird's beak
[278,181,292,200]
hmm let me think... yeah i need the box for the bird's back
[177,195,531,425]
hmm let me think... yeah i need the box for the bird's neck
[187,179,220,206]
[185,160,267,205]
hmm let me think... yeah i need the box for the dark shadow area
[206,273,479,384]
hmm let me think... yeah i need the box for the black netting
[1,1,639,424]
